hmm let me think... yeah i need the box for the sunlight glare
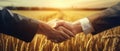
[49,0,71,8]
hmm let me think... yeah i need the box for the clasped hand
[37,20,82,43]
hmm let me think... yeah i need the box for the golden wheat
[0,10,119,51]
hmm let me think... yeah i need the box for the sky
[0,0,120,8]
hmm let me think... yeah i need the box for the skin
[55,20,83,35]
[36,21,75,43]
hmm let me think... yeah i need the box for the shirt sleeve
[79,18,94,34]
[0,8,39,42]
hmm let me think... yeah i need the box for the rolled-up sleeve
[0,8,39,42]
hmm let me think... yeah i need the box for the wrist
[36,21,48,34]
[37,20,54,36]
[73,22,83,34]
[36,22,44,34]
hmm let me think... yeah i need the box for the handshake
[37,20,83,43]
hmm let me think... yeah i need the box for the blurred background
[0,0,120,10]
[0,0,120,51]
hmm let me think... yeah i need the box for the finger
[47,36,62,43]
[52,40,63,43]
[47,31,67,43]
[49,39,58,43]
[55,22,75,35]
[62,22,74,33]
[53,31,69,43]
[60,26,75,37]
[56,26,71,39]
[52,39,62,43]
[54,21,64,29]
[58,32,71,42]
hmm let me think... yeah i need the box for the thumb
[54,20,65,29]
[47,19,58,27]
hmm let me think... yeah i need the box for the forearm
[0,8,39,42]
[88,3,120,34]
[77,3,120,35]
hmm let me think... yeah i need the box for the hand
[36,21,74,43]
[55,20,83,34]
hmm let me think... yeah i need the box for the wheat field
[0,10,120,51]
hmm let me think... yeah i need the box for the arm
[0,8,39,42]
[0,8,74,43]
[88,2,120,34]
[55,2,120,35]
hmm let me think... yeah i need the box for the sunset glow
[49,1,70,8]
[0,0,119,8]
